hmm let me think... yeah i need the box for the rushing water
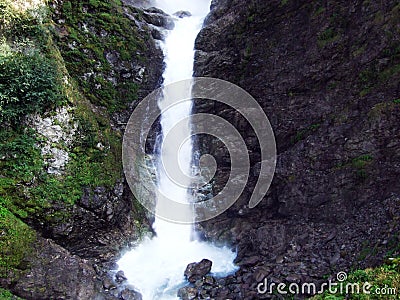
[118,1,237,299]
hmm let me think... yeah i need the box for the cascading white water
[118,1,237,299]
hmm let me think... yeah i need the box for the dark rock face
[192,0,400,298]
[142,7,175,30]
[2,237,102,300]
[184,259,213,283]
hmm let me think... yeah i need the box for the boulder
[173,11,192,18]
[184,259,212,283]
[119,288,142,300]
[143,9,175,30]
[177,286,198,300]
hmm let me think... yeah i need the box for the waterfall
[118,1,237,299]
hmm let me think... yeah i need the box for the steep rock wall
[193,0,400,298]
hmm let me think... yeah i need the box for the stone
[26,106,77,175]
[173,11,192,18]
[102,277,116,290]
[9,238,102,299]
[184,259,213,283]
[177,286,198,300]
[142,9,175,30]
[115,270,127,283]
[120,288,142,300]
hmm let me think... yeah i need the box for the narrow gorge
[0,0,399,299]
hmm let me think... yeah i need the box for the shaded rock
[151,27,164,40]
[193,0,400,298]
[121,0,155,9]
[145,6,167,15]
[4,238,102,299]
[142,9,175,30]
[184,259,212,283]
[119,288,142,300]
[173,11,192,18]
[115,270,127,283]
[177,286,198,300]
[103,277,117,290]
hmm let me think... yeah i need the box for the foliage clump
[0,49,66,125]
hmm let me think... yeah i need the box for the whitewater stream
[118,1,237,299]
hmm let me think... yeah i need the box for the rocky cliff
[193,0,400,298]
[0,0,165,298]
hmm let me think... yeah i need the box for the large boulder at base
[184,259,212,283]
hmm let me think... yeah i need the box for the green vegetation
[0,288,24,300]
[352,154,373,169]
[310,258,400,299]
[357,35,400,97]
[55,0,144,111]
[281,0,289,6]
[291,123,321,144]
[358,68,377,97]
[334,154,373,180]
[0,50,66,125]
[313,6,326,18]
[0,0,67,126]
[0,199,35,278]
[317,27,341,47]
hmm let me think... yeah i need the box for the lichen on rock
[26,107,78,175]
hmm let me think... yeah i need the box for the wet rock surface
[174,10,192,18]
[191,0,400,298]
[142,7,175,30]
[184,259,213,283]
[1,237,102,300]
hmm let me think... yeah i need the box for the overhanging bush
[0,51,66,125]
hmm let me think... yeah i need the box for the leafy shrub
[0,51,66,125]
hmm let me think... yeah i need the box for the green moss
[368,101,398,120]
[356,37,400,96]
[0,199,35,278]
[352,45,366,58]
[352,154,373,169]
[317,28,341,47]
[334,154,373,181]
[358,68,377,97]
[313,6,325,18]
[291,123,321,144]
[54,0,144,112]
[0,129,43,182]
